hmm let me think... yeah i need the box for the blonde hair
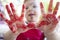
[24,0,40,4]
[24,0,28,3]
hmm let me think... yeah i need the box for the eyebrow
[29,2,35,6]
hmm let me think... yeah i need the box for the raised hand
[38,0,60,33]
[0,3,26,33]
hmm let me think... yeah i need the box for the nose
[28,10,32,12]
[28,6,33,12]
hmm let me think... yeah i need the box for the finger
[0,13,14,30]
[48,0,53,13]
[19,12,24,21]
[40,2,45,15]
[22,4,25,12]
[38,21,50,27]
[46,14,58,25]
[0,13,10,23]
[10,3,15,14]
[18,4,24,21]
[9,24,17,33]
[0,13,5,20]
[6,5,12,18]
[6,5,15,20]
[10,3,19,20]
[53,2,60,15]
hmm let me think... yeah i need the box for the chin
[29,20,36,23]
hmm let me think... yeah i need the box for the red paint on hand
[27,23,36,28]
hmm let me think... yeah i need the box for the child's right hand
[0,3,26,33]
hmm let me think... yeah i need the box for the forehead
[24,0,39,6]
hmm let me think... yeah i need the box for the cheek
[34,9,39,14]
[25,13,29,19]
[34,11,38,17]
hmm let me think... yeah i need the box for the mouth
[28,13,35,16]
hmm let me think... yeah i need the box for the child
[0,0,60,40]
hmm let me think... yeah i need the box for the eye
[33,5,36,8]
[26,7,29,10]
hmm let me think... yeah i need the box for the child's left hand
[38,0,60,34]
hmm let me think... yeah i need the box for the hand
[0,3,26,33]
[38,0,60,34]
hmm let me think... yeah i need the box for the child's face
[24,0,40,23]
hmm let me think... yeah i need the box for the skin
[24,0,40,23]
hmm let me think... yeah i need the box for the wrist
[44,31,58,40]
